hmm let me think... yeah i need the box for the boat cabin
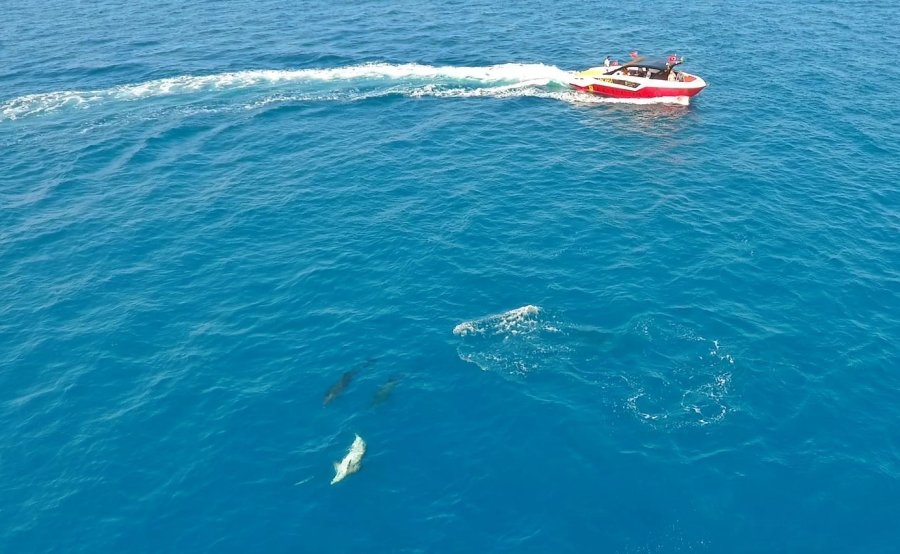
[609,57,682,80]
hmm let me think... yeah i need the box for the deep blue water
[3,1,900,552]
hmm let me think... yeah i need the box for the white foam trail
[1,62,690,121]
[109,63,572,97]
[1,63,572,120]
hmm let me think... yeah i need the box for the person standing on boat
[603,55,611,68]
[664,54,677,81]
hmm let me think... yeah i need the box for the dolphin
[371,375,400,407]
[322,358,379,406]
[323,370,356,406]
[331,434,366,485]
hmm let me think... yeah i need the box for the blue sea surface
[2,1,900,552]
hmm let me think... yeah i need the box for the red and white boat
[569,54,707,103]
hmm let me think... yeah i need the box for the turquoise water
[2,1,900,551]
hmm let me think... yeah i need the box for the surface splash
[453,305,565,374]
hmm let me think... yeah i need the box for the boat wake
[1,62,689,121]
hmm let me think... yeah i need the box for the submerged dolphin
[322,358,378,406]
[323,370,356,406]
[331,434,366,485]
[372,376,400,407]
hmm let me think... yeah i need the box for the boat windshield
[613,66,670,79]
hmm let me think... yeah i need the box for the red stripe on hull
[571,83,705,99]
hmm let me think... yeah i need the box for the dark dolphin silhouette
[372,375,400,407]
[323,370,355,406]
[322,358,378,406]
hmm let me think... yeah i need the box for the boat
[568,54,707,103]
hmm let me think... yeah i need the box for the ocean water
[2,0,900,551]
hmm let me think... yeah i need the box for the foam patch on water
[453,305,564,374]
[453,304,541,336]
[620,320,736,429]
[1,62,689,121]
[452,308,734,425]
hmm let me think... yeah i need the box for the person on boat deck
[668,68,677,81]
[603,56,611,68]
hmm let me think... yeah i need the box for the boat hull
[569,82,705,99]
[568,67,707,101]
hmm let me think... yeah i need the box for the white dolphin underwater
[331,434,366,485]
